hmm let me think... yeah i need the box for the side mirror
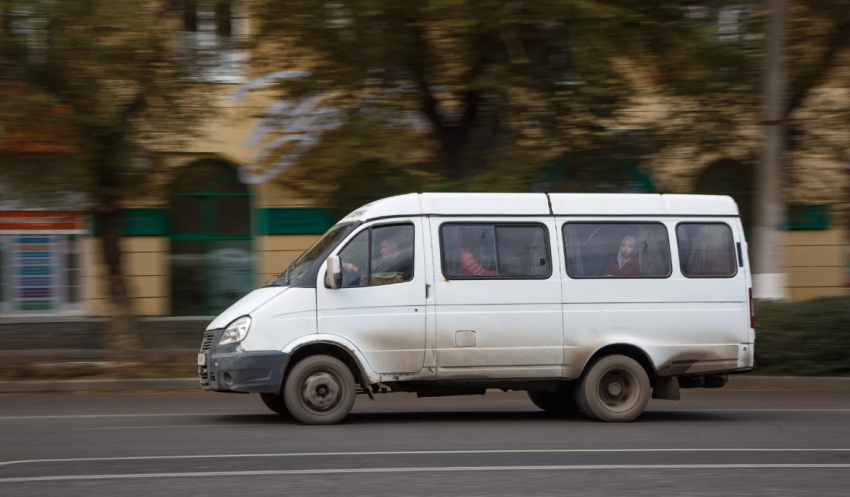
[325,255,342,289]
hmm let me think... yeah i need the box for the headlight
[219,316,251,346]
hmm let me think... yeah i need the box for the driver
[343,235,412,285]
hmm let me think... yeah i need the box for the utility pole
[753,0,787,300]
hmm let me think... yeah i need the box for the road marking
[666,409,850,412]
[2,448,850,468]
[2,464,850,483]
[0,413,245,421]
[77,425,225,431]
[2,408,850,421]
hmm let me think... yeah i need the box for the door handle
[426,284,431,299]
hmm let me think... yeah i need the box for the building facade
[0,1,847,318]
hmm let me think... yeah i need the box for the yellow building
[80,160,330,317]
[0,1,845,317]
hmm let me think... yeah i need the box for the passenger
[603,235,640,277]
[459,232,497,276]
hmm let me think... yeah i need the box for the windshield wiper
[263,260,296,288]
[264,271,284,287]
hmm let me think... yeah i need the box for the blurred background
[0,0,847,378]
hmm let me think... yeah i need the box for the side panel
[207,287,288,331]
[735,218,755,369]
[282,334,381,385]
[316,218,427,374]
[562,303,743,377]
[558,217,750,378]
[432,217,564,379]
[241,287,317,351]
[736,218,756,348]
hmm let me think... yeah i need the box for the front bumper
[198,329,289,393]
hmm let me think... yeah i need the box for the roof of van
[339,193,739,222]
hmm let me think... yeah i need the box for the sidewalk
[1,375,849,393]
[0,378,199,393]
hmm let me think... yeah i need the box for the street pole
[753,0,787,300]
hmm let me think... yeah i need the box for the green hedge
[754,297,850,376]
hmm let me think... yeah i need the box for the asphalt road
[2,389,850,496]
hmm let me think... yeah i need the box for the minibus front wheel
[575,355,651,422]
[283,355,357,425]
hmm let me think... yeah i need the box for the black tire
[573,380,597,420]
[575,355,651,422]
[260,392,291,417]
[528,387,580,416]
[283,355,357,425]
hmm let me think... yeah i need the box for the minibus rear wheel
[260,393,291,417]
[283,355,357,425]
[575,355,651,422]
[527,387,580,416]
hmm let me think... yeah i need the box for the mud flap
[357,363,375,400]
[652,376,681,401]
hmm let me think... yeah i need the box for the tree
[779,0,850,212]
[0,0,210,358]
[785,1,850,135]
[254,0,749,193]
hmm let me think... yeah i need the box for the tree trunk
[439,129,472,182]
[436,91,484,182]
[99,201,139,360]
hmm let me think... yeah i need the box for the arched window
[170,159,253,315]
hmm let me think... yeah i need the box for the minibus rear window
[562,223,672,278]
[676,223,737,278]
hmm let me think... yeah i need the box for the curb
[1,376,850,393]
[727,375,850,389]
[0,378,199,393]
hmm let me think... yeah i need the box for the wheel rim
[300,370,343,415]
[596,367,640,413]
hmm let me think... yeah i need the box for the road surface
[2,389,850,496]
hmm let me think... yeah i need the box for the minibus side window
[676,223,737,278]
[369,225,414,285]
[440,223,551,279]
[339,230,369,288]
[562,223,672,278]
[337,224,415,287]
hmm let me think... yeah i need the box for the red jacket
[460,249,497,276]
[604,255,640,277]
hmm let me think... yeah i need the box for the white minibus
[198,193,755,424]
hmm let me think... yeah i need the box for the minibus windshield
[266,222,360,287]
